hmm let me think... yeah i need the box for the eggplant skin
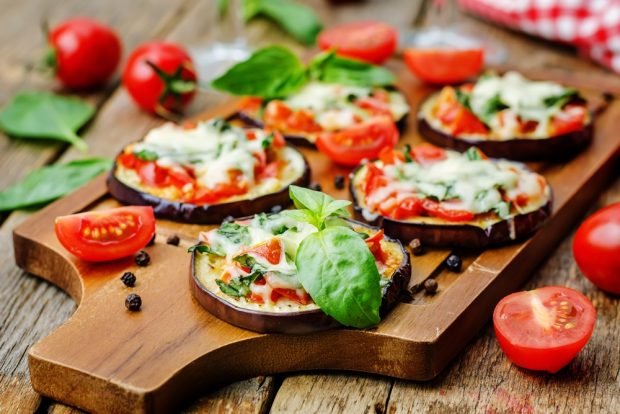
[190,219,411,334]
[417,94,593,161]
[107,149,311,224]
[349,165,553,249]
[236,109,409,148]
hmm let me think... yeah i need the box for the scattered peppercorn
[409,238,424,256]
[120,271,136,287]
[222,215,234,224]
[270,204,283,214]
[166,234,180,246]
[125,293,142,311]
[147,233,156,246]
[134,250,150,267]
[310,183,322,191]
[445,254,462,272]
[423,278,438,294]
[334,174,345,189]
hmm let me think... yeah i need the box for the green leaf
[543,89,578,108]
[216,222,251,245]
[308,51,395,87]
[135,149,159,161]
[211,46,307,99]
[218,0,229,16]
[216,279,245,297]
[477,94,508,124]
[455,89,471,110]
[0,91,94,151]
[465,147,482,161]
[249,0,322,45]
[188,244,224,256]
[288,185,350,229]
[296,226,382,328]
[0,158,112,211]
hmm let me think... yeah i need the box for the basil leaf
[308,51,395,87]
[465,147,482,161]
[296,226,382,328]
[0,91,94,151]
[478,94,508,124]
[543,89,578,108]
[216,222,251,245]
[0,158,112,212]
[289,185,350,229]
[245,0,322,45]
[135,149,158,161]
[216,279,246,297]
[211,46,307,99]
[455,89,471,110]
[188,244,224,256]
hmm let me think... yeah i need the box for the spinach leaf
[0,91,94,151]
[188,244,225,256]
[211,46,307,99]
[295,226,382,328]
[289,185,350,229]
[308,51,395,87]
[244,0,322,45]
[216,222,251,244]
[0,158,112,212]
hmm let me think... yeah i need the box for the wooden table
[1,1,619,412]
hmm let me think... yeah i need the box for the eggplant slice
[349,159,553,249]
[191,219,411,334]
[417,92,593,161]
[108,122,311,224]
[237,82,410,147]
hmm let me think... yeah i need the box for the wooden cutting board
[13,67,620,413]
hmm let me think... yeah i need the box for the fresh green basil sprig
[211,46,396,99]
[244,0,322,45]
[0,158,112,212]
[287,185,382,328]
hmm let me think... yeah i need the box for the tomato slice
[403,48,484,84]
[378,147,405,165]
[316,117,399,166]
[391,197,425,220]
[318,21,398,64]
[364,163,388,195]
[54,206,156,262]
[364,229,386,262]
[240,238,282,265]
[271,288,311,305]
[422,199,475,222]
[410,144,446,164]
[493,286,596,373]
[264,101,322,133]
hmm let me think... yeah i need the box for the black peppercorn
[409,238,424,256]
[134,250,150,267]
[445,254,462,272]
[423,278,438,294]
[120,271,136,287]
[270,204,283,214]
[125,293,142,311]
[310,183,322,191]
[334,174,345,189]
[166,234,180,246]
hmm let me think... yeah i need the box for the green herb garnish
[134,149,159,161]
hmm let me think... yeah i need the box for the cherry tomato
[47,18,122,89]
[435,89,487,135]
[264,101,322,133]
[493,286,596,373]
[241,239,283,265]
[403,48,484,84]
[316,117,399,166]
[573,202,620,294]
[318,21,398,64]
[54,206,155,262]
[122,42,197,115]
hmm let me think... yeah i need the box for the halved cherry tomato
[166,166,194,188]
[318,21,398,64]
[573,202,620,294]
[241,238,282,265]
[552,105,586,136]
[54,206,156,262]
[422,199,475,222]
[192,181,248,204]
[391,197,425,220]
[316,117,399,166]
[403,48,484,84]
[435,90,487,135]
[493,286,596,373]
[356,97,392,117]
[271,288,311,305]
[364,163,388,195]
[264,101,322,133]
[137,161,168,187]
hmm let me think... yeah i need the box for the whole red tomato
[573,202,620,294]
[47,18,122,89]
[122,42,197,116]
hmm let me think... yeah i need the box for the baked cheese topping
[284,81,409,130]
[194,213,403,313]
[422,72,589,141]
[114,119,306,204]
[354,147,551,229]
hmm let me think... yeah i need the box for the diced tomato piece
[239,96,263,112]
[264,101,322,133]
[271,130,286,148]
[258,161,282,179]
[167,166,194,189]
[356,97,392,116]
[378,147,405,165]
[242,238,282,265]
[372,89,391,103]
[552,105,586,136]
[182,121,197,130]
[365,229,386,262]
[245,130,257,140]
[519,118,538,134]
[364,163,388,195]
[249,293,265,304]
[137,161,168,187]
[118,152,138,169]
[422,199,475,222]
[254,277,266,285]
[452,106,488,135]
[272,288,311,305]
[410,144,446,164]
[515,194,529,206]
[392,197,425,220]
[435,87,487,135]
[192,171,248,204]
[288,109,322,133]
[221,272,232,283]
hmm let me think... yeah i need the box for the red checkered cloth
[458,0,620,72]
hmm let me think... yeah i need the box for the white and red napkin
[458,0,620,72]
